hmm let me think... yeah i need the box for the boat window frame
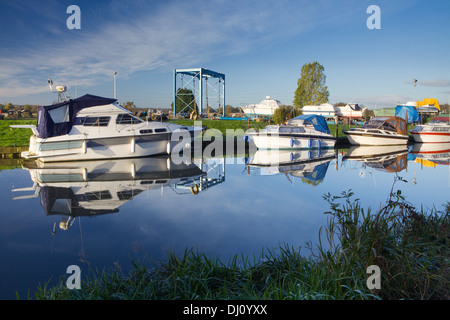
[116,113,144,125]
[82,116,111,127]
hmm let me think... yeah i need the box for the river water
[0,143,449,299]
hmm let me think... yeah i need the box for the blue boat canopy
[37,94,117,138]
[395,105,419,124]
[287,114,331,134]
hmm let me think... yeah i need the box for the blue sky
[1,0,449,109]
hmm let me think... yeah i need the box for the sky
[1,0,449,109]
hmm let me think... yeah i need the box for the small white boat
[343,116,409,146]
[11,94,204,162]
[246,114,336,150]
[241,96,281,118]
[410,116,450,143]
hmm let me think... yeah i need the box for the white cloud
[0,0,422,102]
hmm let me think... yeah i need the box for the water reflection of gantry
[175,157,225,194]
[173,68,225,118]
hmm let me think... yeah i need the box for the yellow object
[415,158,437,168]
[416,98,440,111]
[190,184,199,195]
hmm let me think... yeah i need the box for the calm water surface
[1,143,449,299]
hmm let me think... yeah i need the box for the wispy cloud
[419,79,450,88]
[0,0,421,101]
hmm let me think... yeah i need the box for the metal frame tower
[173,68,225,117]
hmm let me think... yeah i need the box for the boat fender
[290,138,294,147]
[308,139,312,148]
[318,140,322,149]
[190,184,199,195]
[290,152,294,162]
[243,135,249,143]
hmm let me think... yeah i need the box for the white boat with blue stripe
[246,114,336,150]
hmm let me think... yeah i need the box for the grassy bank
[28,179,449,300]
[0,119,36,147]
[0,119,418,148]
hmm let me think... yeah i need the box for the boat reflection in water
[343,145,409,173]
[245,149,336,185]
[12,156,207,231]
[410,142,450,167]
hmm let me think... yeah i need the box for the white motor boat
[343,116,409,146]
[11,94,204,162]
[410,116,450,143]
[241,96,282,118]
[246,114,336,150]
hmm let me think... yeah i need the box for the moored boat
[11,94,204,162]
[410,116,450,143]
[246,114,336,150]
[343,116,409,146]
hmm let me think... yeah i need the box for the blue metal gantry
[173,68,225,117]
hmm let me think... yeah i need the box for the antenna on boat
[47,78,71,102]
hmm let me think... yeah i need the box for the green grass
[0,119,36,147]
[27,177,449,300]
[0,119,418,148]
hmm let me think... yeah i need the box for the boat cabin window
[279,127,291,133]
[116,114,143,125]
[154,128,167,133]
[140,129,153,134]
[432,127,449,132]
[291,127,306,133]
[85,190,112,200]
[83,116,110,127]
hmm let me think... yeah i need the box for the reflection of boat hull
[343,145,408,173]
[410,142,450,166]
[246,149,335,184]
[344,145,408,160]
[248,149,336,167]
[18,156,205,217]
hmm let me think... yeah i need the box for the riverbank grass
[30,180,449,300]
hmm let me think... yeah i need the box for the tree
[293,61,330,111]
[172,88,197,114]
[272,105,295,124]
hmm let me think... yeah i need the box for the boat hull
[410,132,450,143]
[247,133,336,150]
[22,128,203,162]
[343,131,409,146]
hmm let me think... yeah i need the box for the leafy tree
[293,61,330,111]
[272,105,295,124]
[172,88,197,114]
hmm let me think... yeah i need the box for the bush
[272,106,294,124]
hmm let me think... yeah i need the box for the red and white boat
[410,116,450,143]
